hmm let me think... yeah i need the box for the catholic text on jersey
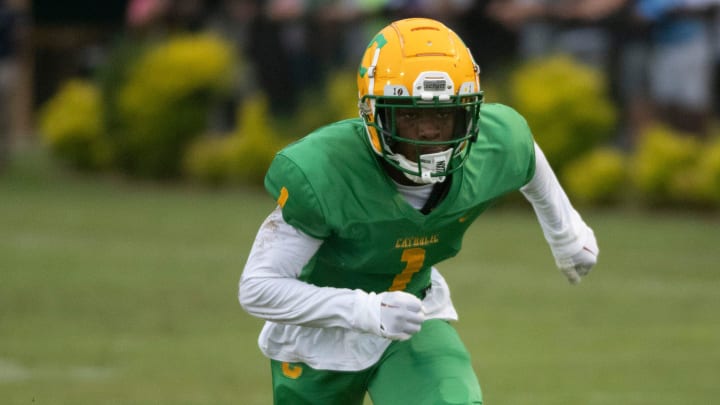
[394,234,440,249]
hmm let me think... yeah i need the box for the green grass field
[1,150,719,404]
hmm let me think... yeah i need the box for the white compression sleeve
[520,142,594,265]
[238,207,381,331]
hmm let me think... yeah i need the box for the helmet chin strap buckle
[394,149,453,184]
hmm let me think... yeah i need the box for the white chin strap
[392,149,453,184]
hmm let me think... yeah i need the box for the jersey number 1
[389,248,426,291]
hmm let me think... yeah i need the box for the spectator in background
[247,0,379,116]
[126,0,209,35]
[487,0,639,147]
[126,0,170,31]
[454,1,521,80]
[247,0,304,115]
[635,0,718,137]
[205,0,263,131]
[0,0,21,170]
[487,0,628,71]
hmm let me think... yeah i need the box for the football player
[239,17,598,404]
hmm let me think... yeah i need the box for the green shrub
[509,55,617,172]
[669,137,720,207]
[184,95,288,186]
[225,95,288,185]
[284,70,358,138]
[186,69,355,187]
[632,124,701,205]
[694,138,720,205]
[38,80,111,170]
[183,134,232,186]
[325,69,360,121]
[114,33,234,178]
[562,147,627,205]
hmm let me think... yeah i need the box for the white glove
[379,291,425,340]
[353,290,425,341]
[556,229,599,285]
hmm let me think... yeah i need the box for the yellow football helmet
[357,18,484,183]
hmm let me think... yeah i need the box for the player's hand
[557,229,599,285]
[377,291,425,340]
[354,290,425,340]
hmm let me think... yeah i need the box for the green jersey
[264,103,535,298]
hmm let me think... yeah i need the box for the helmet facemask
[360,91,483,184]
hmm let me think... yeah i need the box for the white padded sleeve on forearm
[520,142,593,264]
[238,207,381,332]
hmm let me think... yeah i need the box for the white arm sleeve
[238,207,381,332]
[520,142,595,268]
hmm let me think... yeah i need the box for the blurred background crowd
[2,0,720,207]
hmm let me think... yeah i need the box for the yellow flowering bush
[325,70,361,121]
[691,138,720,205]
[119,34,233,120]
[183,134,233,186]
[184,95,288,186]
[632,124,701,205]
[38,80,111,170]
[510,55,617,172]
[288,70,358,139]
[114,33,235,177]
[562,148,627,205]
[225,95,288,184]
[185,69,357,186]
[667,136,720,207]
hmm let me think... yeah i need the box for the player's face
[393,107,455,159]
